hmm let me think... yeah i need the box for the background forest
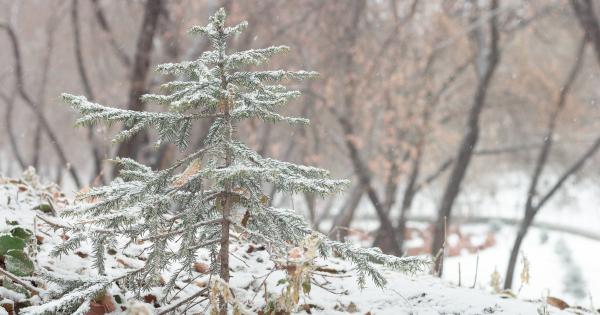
[1,0,600,308]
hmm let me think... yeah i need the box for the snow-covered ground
[444,223,600,308]
[410,172,600,237]
[1,172,598,314]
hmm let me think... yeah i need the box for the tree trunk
[219,182,232,315]
[71,0,105,183]
[397,144,422,252]
[329,185,364,240]
[504,213,532,289]
[365,185,401,255]
[431,0,500,273]
[372,151,405,249]
[114,0,163,176]
[217,26,232,314]
[336,113,401,255]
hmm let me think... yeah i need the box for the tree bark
[431,0,500,274]
[114,0,163,176]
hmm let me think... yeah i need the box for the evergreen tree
[24,8,427,314]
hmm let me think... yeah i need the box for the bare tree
[0,22,82,187]
[504,36,588,289]
[431,0,500,274]
[503,0,600,289]
[396,56,473,252]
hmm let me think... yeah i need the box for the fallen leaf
[143,294,160,308]
[86,294,115,315]
[116,258,133,268]
[75,251,89,258]
[194,262,209,274]
[1,300,14,315]
[547,296,569,310]
[246,244,266,254]
[347,302,358,313]
[143,294,157,305]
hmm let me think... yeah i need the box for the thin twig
[36,214,72,230]
[90,0,131,67]
[458,262,462,287]
[471,252,480,289]
[251,269,276,302]
[141,218,223,242]
[157,288,208,315]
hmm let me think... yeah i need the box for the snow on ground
[326,171,600,239]
[443,223,600,307]
[1,172,596,314]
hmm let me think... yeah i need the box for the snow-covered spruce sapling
[24,8,428,314]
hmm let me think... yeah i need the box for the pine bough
[23,8,428,314]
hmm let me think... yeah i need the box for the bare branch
[0,91,27,170]
[534,137,600,212]
[504,35,587,290]
[90,0,131,67]
[0,22,82,187]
